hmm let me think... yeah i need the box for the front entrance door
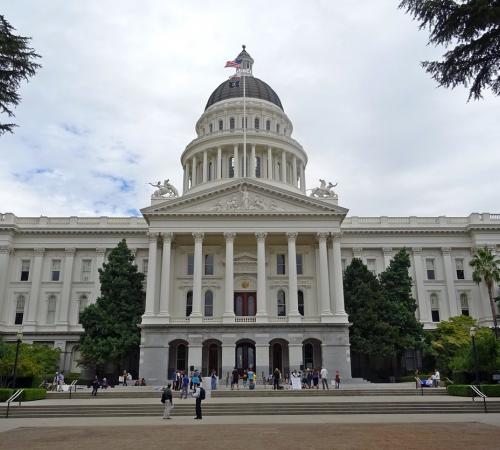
[234,292,256,316]
[236,343,256,373]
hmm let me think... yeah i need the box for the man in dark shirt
[161,384,173,419]
[231,368,240,390]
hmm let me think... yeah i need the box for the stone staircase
[2,400,497,418]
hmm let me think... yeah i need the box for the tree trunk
[488,283,498,339]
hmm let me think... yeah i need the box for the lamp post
[11,331,23,389]
[469,326,480,386]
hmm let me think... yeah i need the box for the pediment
[141,179,348,217]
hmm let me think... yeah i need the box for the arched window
[47,295,57,324]
[15,295,25,325]
[460,293,469,316]
[276,123,280,133]
[204,290,213,317]
[303,343,314,369]
[255,156,261,178]
[430,293,440,322]
[229,156,235,178]
[277,290,286,316]
[209,123,213,133]
[229,117,235,130]
[219,119,223,131]
[298,290,304,316]
[186,291,193,317]
[78,294,88,324]
[266,120,271,131]
[254,118,260,129]
[177,344,187,371]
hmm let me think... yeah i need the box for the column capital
[192,232,204,242]
[224,232,236,241]
[147,232,160,242]
[162,232,173,242]
[34,248,45,256]
[287,232,298,241]
[412,247,422,254]
[64,248,76,256]
[316,232,329,242]
[96,247,106,256]
[382,247,393,255]
[0,245,11,254]
[255,232,267,241]
[331,232,342,241]
[441,247,452,255]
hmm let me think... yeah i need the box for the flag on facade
[224,58,242,68]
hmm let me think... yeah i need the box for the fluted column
[0,246,11,325]
[287,232,300,321]
[58,248,75,325]
[191,232,204,322]
[185,161,191,191]
[317,233,333,319]
[144,234,159,316]
[412,247,431,323]
[233,145,239,178]
[251,144,256,177]
[255,232,268,322]
[442,247,460,317]
[223,232,236,322]
[159,233,173,317]
[281,150,286,182]
[217,146,222,179]
[202,150,208,183]
[191,155,197,186]
[243,145,247,177]
[331,233,347,317]
[300,162,306,192]
[383,248,393,269]
[292,156,297,187]
[267,146,273,180]
[25,248,45,326]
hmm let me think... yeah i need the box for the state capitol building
[1,48,499,383]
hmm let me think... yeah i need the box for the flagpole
[243,68,246,178]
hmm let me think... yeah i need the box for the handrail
[414,377,425,396]
[470,385,488,413]
[68,379,78,399]
[444,377,454,384]
[5,389,24,418]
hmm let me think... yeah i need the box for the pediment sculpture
[149,179,179,199]
[210,186,283,212]
[309,179,338,199]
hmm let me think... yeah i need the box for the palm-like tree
[470,247,500,338]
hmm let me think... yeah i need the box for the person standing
[247,368,255,390]
[320,367,329,390]
[312,369,320,389]
[161,384,173,419]
[231,368,240,390]
[57,371,65,391]
[192,370,200,389]
[434,369,440,388]
[210,370,217,390]
[181,373,189,399]
[335,370,341,389]
[193,384,205,420]
[273,368,281,390]
[91,376,100,396]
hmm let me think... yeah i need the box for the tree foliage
[0,15,41,135]
[79,239,145,372]
[450,329,500,374]
[379,249,424,354]
[470,246,500,337]
[399,1,500,100]
[0,341,60,387]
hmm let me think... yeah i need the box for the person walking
[273,368,281,390]
[320,367,329,390]
[193,384,205,420]
[57,371,65,391]
[335,370,341,389]
[242,370,248,388]
[231,368,240,390]
[210,370,217,390]
[161,384,173,419]
[312,369,320,389]
[91,376,100,396]
[192,370,200,389]
[247,368,255,390]
[181,372,189,399]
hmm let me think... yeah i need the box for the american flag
[224,58,242,68]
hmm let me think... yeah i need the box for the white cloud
[1,0,499,217]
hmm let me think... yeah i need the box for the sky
[1,1,499,218]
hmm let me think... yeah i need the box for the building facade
[1,48,499,382]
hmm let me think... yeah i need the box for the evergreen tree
[0,15,41,134]
[399,1,500,100]
[79,240,145,373]
[344,258,398,357]
[379,248,424,356]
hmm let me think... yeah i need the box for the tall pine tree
[79,239,145,374]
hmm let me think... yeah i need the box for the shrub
[447,384,500,397]
[21,388,46,401]
[0,388,14,402]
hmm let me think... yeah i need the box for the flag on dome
[229,79,240,88]
[225,58,242,68]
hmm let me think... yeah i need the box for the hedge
[0,388,46,402]
[447,384,500,397]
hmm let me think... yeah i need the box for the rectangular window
[47,296,56,324]
[142,259,149,277]
[78,295,88,324]
[430,293,440,322]
[341,258,347,274]
[81,259,92,281]
[277,254,286,275]
[205,254,214,275]
[431,310,440,322]
[219,120,223,131]
[296,254,303,275]
[187,254,194,275]
[20,260,30,281]
[51,259,61,281]
[367,258,376,275]
[426,258,435,280]
[15,295,25,325]
[455,258,464,280]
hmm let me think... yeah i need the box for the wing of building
[1,47,499,383]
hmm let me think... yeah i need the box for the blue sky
[1,1,499,217]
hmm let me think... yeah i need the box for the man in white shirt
[192,385,205,419]
[434,369,440,388]
[320,367,329,390]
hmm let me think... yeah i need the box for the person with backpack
[192,384,205,419]
[161,384,173,419]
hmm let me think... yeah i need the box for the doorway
[235,342,256,373]
[234,292,256,316]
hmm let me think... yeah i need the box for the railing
[202,317,223,324]
[5,389,24,418]
[415,377,426,396]
[444,377,454,385]
[170,318,190,324]
[470,385,488,413]
[68,379,78,399]
[234,316,257,323]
